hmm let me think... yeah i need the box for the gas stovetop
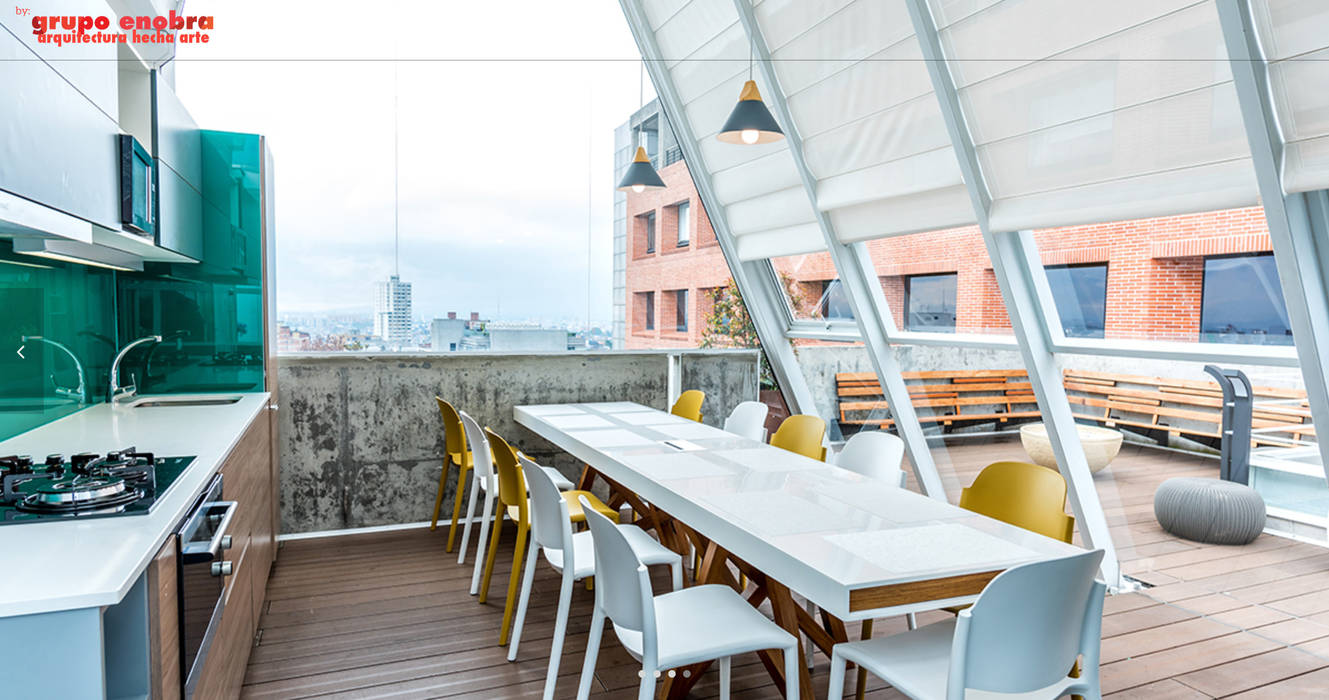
[0,449,196,525]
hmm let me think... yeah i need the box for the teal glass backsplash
[0,242,119,439]
[0,131,267,441]
[117,132,266,397]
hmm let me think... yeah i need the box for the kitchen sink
[130,395,244,408]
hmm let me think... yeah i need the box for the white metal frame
[903,0,1121,585]
[731,0,947,498]
[1216,0,1329,479]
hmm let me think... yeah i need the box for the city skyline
[174,0,653,327]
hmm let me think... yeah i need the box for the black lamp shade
[717,80,784,145]
[617,146,666,192]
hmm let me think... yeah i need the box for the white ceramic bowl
[1020,422,1123,474]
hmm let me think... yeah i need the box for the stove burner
[15,475,143,514]
[0,450,193,524]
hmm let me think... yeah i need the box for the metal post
[1204,365,1253,484]
[904,0,1122,585]
[618,0,817,416]
[730,0,948,498]
[1216,0,1329,481]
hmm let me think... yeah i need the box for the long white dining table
[515,401,1085,698]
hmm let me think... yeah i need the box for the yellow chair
[851,462,1077,700]
[959,460,1075,543]
[478,427,620,646]
[770,414,828,461]
[957,461,1081,700]
[670,389,705,422]
[430,398,473,553]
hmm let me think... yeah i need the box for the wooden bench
[836,369,1040,434]
[1062,369,1314,448]
[835,368,1314,447]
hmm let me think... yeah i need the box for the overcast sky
[175,1,654,328]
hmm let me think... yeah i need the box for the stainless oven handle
[180,500,238,560]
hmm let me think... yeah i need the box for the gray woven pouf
[1154,477,1266,545]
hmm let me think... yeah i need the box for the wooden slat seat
[835,368,1315,446]
[836,369,1039,434]
[1062,370,1314,447]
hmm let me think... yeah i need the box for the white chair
[508,457,683,700]
[456,411,572,588]
[576,496,800,700]
[836,430,906,488]
[827,549,1106,700]
[722,400,769,442]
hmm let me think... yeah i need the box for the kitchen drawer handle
[181,500,238,561]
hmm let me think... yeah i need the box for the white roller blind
[630,0,1317,261]
[935,0,1259,231]
[1252,0,1329,193]
[759,0,976,242]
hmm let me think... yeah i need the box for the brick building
[615,104,1288,349]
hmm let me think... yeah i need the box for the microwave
[118,134,155,237]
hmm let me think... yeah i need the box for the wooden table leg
[575,464,597,491]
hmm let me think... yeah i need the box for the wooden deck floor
[243,438,1329,698]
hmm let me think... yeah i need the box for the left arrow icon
[16,345,23,359]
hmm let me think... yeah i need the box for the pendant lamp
[718,41,784,145]
[618,146,667,193]
[617,60,667,193]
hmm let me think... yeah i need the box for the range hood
[11,237,144,272]
[0,189,194,270]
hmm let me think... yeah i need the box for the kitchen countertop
[0,393,270,618]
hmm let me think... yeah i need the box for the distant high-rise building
[373,275,412,347]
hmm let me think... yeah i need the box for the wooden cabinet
[147,537,181,700]
[189,403,277,698]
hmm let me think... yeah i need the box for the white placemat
[568,428,657,448]
[522,405,585,416]
[622,453,735,481]
[585,402,655,413]
[545,414,615,429]
[815,481,959,523]
[651,422,728,440]
[615,412,689,426]
[824,523,1040,575]
[712,447,819,473]
[699,491,860,537]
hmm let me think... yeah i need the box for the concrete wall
[277,349,758,533]
[679,352,761,427]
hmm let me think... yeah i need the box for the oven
[175,474,237,698]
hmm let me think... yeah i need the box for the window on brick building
[645,212,656,253]
[676,201,690,246]
[1200,253,1292,345]
[644,291,655,330]
[675,289,688,332]
[1045,263,1107,338]
[904,273,957,332]
[816,280,854,320]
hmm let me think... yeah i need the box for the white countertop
[0,394,270,618]
[517,401,1084,620]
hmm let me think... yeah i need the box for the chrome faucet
[20,336,86,404]
[110,335,162,404]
